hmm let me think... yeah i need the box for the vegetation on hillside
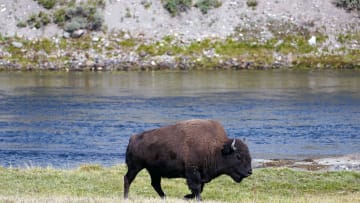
[17,0,105,34]
[35,0,57,9]
[334,0,360,11]
[163,0,222,16]
[246,0,258,8]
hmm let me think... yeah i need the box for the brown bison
[124,119,252,200]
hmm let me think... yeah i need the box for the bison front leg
[148,171,166,198]
[184,183,204,200]
[185,168,203,201]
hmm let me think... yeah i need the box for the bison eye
[236,155,241,160]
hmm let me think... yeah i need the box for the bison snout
[242,168,252,177]
[247,169,253,176]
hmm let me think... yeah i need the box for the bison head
[221,139,252,183]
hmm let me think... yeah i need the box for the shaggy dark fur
[124,119,252,200]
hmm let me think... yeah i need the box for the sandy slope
[0,0,359,40]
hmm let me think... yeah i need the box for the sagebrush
[195,0,222,14]
[163,0,192,16]
[334,0,360,10]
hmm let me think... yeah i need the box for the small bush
[35,0,57,9]
[57,4,104,33]
[164,0,192,16]
[26,11,51,29]
[16,21,27,28]
[84,0,106,8]
[87,11,103,30]
[246,0,258,8]
[39,11,51,25]
[141,0,152,9]
[334,0,360,11]
[53,8,66,26]
[64,16,87,32]
[57,0,76,6]
[194,0,222,14]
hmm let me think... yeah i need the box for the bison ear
[221,140,235,156]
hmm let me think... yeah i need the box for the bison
[124,119,252,200]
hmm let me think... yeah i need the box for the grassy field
[0,165,359,203]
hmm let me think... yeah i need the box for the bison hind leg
[148,170,166,198]
[124,166,143,199]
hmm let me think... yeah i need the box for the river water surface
[0,70,359,168]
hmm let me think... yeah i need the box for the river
[0,70,359,168]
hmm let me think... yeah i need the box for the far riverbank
[1,33,360,71]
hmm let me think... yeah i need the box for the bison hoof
[184,194,195,199]
[184,194,202,201]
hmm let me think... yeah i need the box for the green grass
[0,165,359,202]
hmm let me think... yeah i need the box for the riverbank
[0,164,359,203]
[1,32,360,71]
[0,0,359,71]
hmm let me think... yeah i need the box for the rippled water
[0,70,359,168]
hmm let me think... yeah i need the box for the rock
[124,33,130,40]
[92,36,100,42]
[85,60,95,67]
[11,41,23,48]
[287,53,294,64]
[71,29,86,38]
[274,39,284,47]
[94,60,105,70]
[203,48,218,58]
[308,36,316,46]
[63,32,71,39]
[157,61,176,69]
[139,50,147,58]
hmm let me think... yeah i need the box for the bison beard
[123,119,252,201]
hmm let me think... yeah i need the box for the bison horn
[231,139,237,151]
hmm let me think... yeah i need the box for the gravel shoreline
[254,153,360,172]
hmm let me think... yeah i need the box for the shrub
[87,11,103,30]
[53,8,66,26]
[83,0,106,8]
[194,0,222,14]
[30,0,105,34]
[39,11,51,25]
[56,4,104,33]
[26,11,51,29]
[63,16,87,32]
[334,0,360,11]
[16,21,27,28]
[163,0,192,16]
[141,0,152,9]
[246,0,258,8]
[35,0,57,9]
